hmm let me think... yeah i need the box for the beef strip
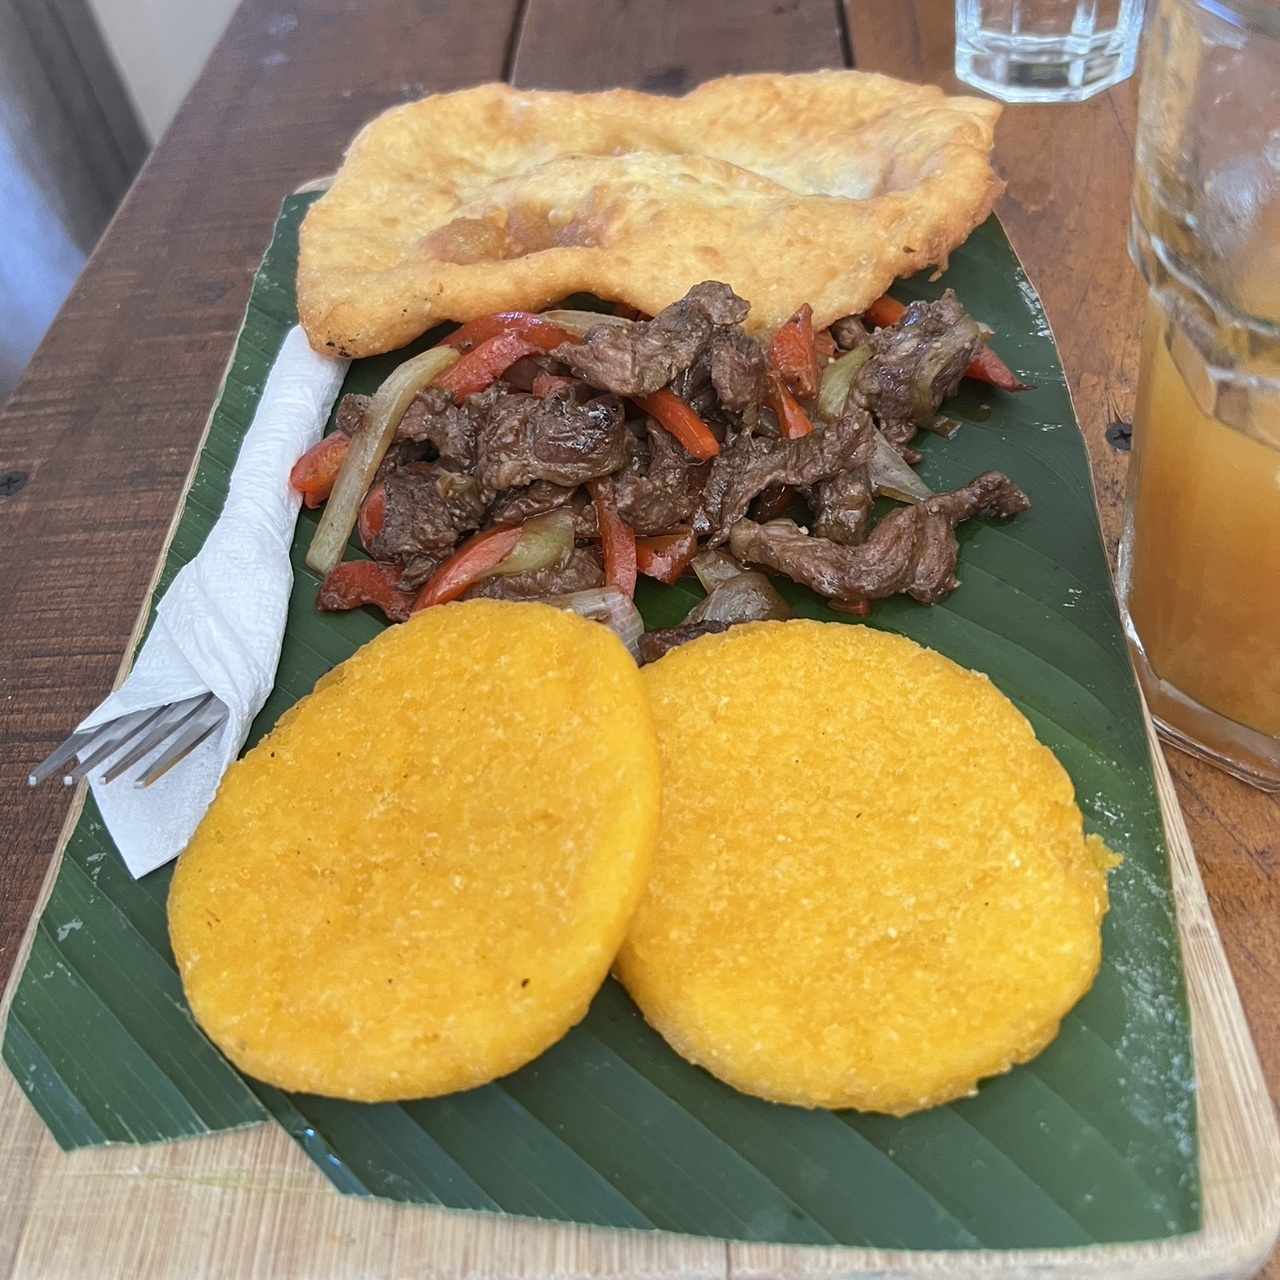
[701,403,875,544]
[554,281,749,396]
[486,479,598,539]
[395,386,478,469]
[336,393,427,485]
[751,483,796,521]
[368,462,486,564]
[638,619,732,664]
[728,471,1030,605]
[569,489,600,540]
[374,439,432,484]
[502,354,567,393]
[879,419,924,461]
[463,547,603,601]
[830,316,870,350]
[614,419,711,535]
[334,393,370,436]
[475,386,627,493]
[336,388,479,472]
[668,356,716,420]
[663,354,731,431]
[333,389,466,486]
[487,478,577,524]
[667,343,759,437]
[707,329,766,412]
[811,468,875,546]
[852,290,980,447]
[397,553,440,592]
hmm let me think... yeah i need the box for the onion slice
[540,310,633,338]
[304,346,461,575]
[816,346,872,422]
[870,430,934,504]
[542,587,645,661]
[685,572,792,626]
[690,549,747,594]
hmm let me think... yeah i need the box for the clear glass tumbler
[955,0,1146,102]
[1118,0,1280,790]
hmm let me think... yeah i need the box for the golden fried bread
[169,601,659,1101]
[619,621,1116,1115]
[298,72,1002,357]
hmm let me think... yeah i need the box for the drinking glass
[955,0,1145,102]
[1117,0,1280,790]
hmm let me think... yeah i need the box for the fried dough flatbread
[298,72,1002,357]
[169,601,659,1102]
[619,621,1116,1115]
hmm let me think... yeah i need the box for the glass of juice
[1118,0,1280,789]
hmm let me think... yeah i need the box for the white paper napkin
[79,326,350,878]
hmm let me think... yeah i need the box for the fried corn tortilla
[619,621,1117,1115]
[169,600,659,1102]
[298,72,1002,357]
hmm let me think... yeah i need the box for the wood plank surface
[511,0,847,90]
[0,0,1276,1275]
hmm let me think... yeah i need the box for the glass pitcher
[1118,0,1280,789]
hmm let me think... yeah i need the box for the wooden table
[0,0,1275,1274]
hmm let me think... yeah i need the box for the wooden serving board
[0,719,1276,1279]
[1,202,1276,1277]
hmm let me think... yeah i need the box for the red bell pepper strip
[441,312,572,354]
[813,328,838,362]
[634,389,720,460]
[412,524,523,610]
[435,324,577,403]
[765,370,814,439]
[317,560,416,624]
[864,293,1028,391]
[289,431,351,508]
[964,344,1029,392]
[635,528,697,585]
[829,596,873,618]
[768,303,819,400]
[358,482,386,552]
[589,478,638,599]
[531,371,579,399]
[864,295,909,329]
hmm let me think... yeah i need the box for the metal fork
[28,693,228,790]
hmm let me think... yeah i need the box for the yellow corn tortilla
[619,620,1117,1115]
[169,600,659,1102]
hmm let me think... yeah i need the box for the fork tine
[91,693,213,785]
[65,705,171,783]
[33,692,227,790]
[131,699,228,788]
[75,693,212,785]
[29,730,95,787]
[29,705,164,787]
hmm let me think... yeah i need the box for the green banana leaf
[3,194,1199,1249]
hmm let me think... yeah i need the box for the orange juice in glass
[1118,0,1280,788]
